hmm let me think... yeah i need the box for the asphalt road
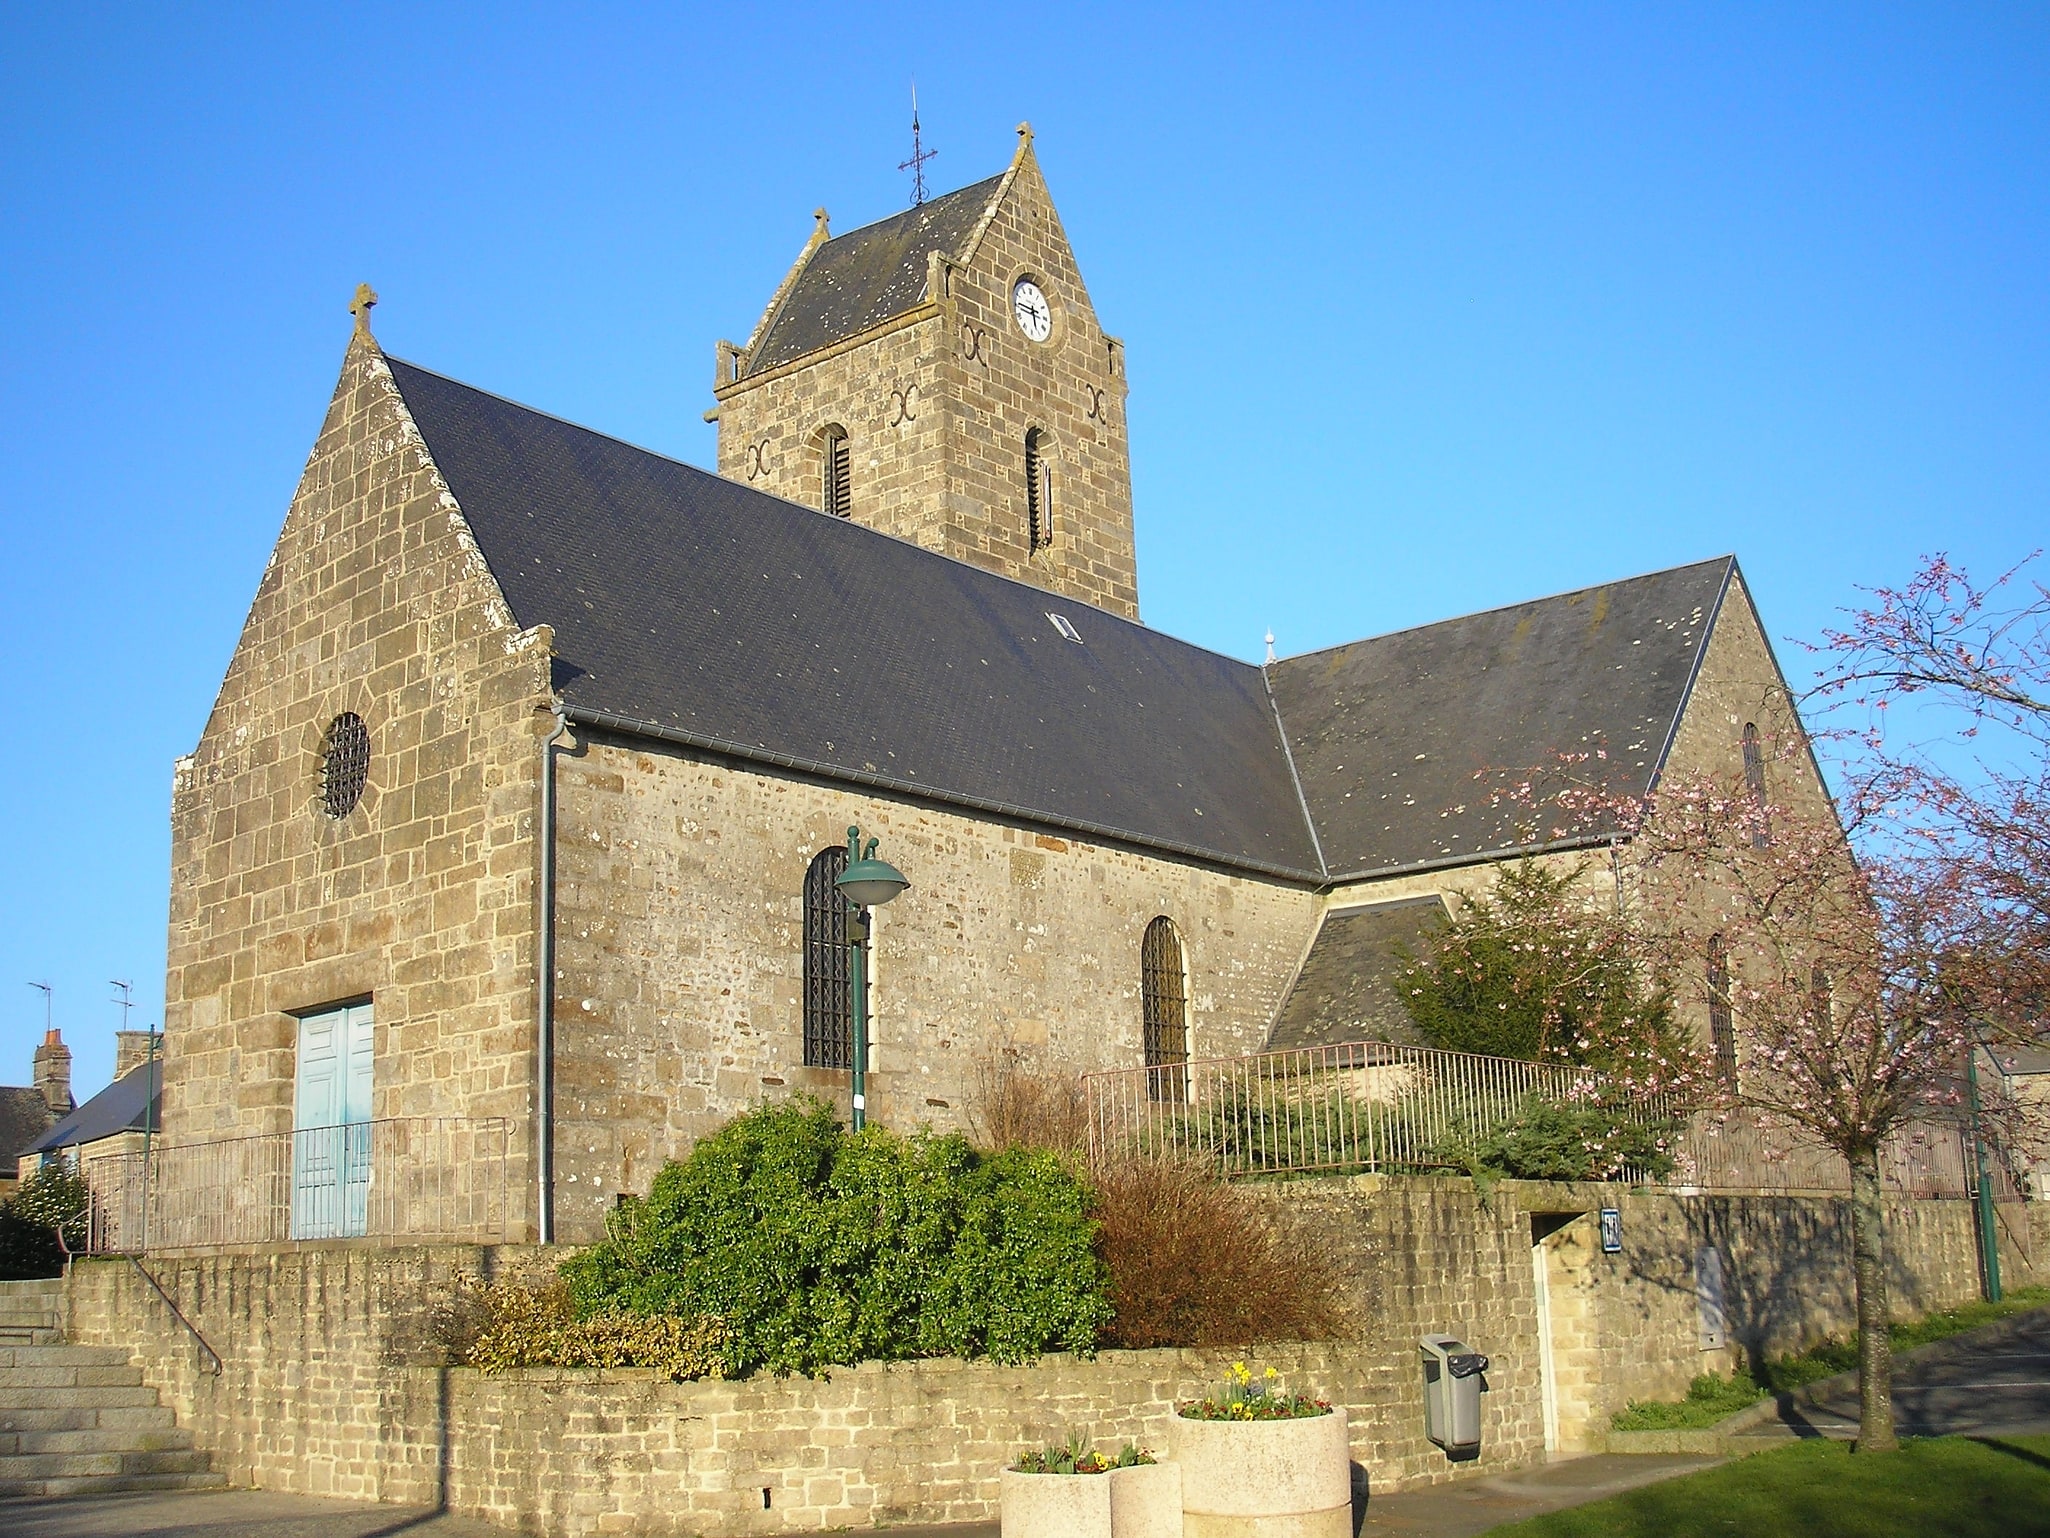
[1752,1305,2050,1442]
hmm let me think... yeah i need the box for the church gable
[165,321,552,1157]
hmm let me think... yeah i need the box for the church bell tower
[709,126,1140,620]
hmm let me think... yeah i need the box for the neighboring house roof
[384,357,1744,887]
[24,1063,158,1157]
[1995,1045,2050,1077]
[1268,896,1449,1051]
[1268,558,1732,879]
[389,358,1324,878]
[0,1087,56,1180]
[744,175,1005,375]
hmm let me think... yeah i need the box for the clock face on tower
[1012,280,1052,343]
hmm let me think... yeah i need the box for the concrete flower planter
[1109,1460,1184,1538]
[1000,1462,1183,1538]
[1169,1408,1352,1538]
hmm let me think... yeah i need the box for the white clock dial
[1012,280,1052,343]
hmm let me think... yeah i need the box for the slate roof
[1268,897,1449,1050]
[387,359,1324,877]
[0,1087,55,1180]
[1267,559,1733,879]
[745,176,1005,375]
[384,356,1742,888]
[24,1064,158,1156]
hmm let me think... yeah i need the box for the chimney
[32,1029,72,1114]
[115,1031,159,1082]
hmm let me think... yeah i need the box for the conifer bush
[559,1097,1110,1375]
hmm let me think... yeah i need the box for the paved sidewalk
[2,1453,1723,1538]
[1356,1453,1719,1538]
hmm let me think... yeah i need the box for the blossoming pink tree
[1809,551,2050,1023]
[1509,749,1986,1452]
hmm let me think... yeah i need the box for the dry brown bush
[1090,1157,1347,1349]
[966,1051,1090,1155]
[963,1051,1344,1351]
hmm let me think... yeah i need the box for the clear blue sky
[2,4,2044,1096]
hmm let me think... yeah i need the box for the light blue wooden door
[292,1002,374,1238]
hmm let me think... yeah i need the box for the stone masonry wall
[547,729,1316,1240]
[714,137,1138,618]
[64,1183,2034,1536]
[162,331,551,1232]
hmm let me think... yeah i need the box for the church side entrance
[1531,1211,1601,1453]
[291,1001,374,1239]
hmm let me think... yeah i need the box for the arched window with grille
[1741,722,1770,848]
[820,426,852,519]
[1141,917,1189,1102]
[1707,935,1738,1089]
[802,846,853,1068]
[1025,427,1053,551]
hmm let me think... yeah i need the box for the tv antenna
[27,981,51,1035]
[899,84,937,206]
[111,979,133,1031]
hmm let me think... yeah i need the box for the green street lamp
[835,826,910,1132]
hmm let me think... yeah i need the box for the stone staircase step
[0,1364,146,1389]
[1,1385,167,1410]
[0,1470,229,1497]
[0,1448,214,1480]
[6,1427,195,1455]
[0,1345,133,1367]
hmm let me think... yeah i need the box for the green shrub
[560,1097,1110,1375]
[1612,1369,1766,1430]
[0,1162,90,1280]
[1454,1098,1680,1182]
[464,1281,729,1380]
[1395,860,1681,1075]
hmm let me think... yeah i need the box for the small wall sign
[1599,1207,1623,1253]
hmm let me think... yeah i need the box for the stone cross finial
[349,282,379,336]
[1016,121,1033,145]
[813,208,831,237]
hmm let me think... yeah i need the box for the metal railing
[1087,1040,1596,1178]
[78,1116,515,1254]
[1084,1039,2013,1200]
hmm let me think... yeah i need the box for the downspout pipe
[536,703,570,1245]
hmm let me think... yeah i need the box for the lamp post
[1965,1039,2003,1303]
[834,826,910,1132]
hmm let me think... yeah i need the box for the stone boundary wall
[63,1182,2042,1536]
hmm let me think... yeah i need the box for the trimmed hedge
[561,1097,1111,1375]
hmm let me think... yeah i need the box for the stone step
[5,1427,195,1456]
[0,1363,146,1389]
[1,1385,167,1411]
[0,1280,65,1297]
[0,1327,61,1347]
[0,1470,229,1497]
[0,1405,176,1434]
[0,1447,215,1481]
[0,1344,133,1367]
[0,1305,63,1326]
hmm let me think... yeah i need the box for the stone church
[158,128,1819,1244]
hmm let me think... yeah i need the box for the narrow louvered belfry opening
[1141,916,1189,1102]
[803,846,854,1069]
[1025,427,1052,551]
[1741,721,1770,848]
[822,427,851,519]
[1707,936,1738,1089]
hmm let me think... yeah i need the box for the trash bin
[1420,1335,1490,1456]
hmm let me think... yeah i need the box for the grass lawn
[1612,1288,2050,1431]
[1486,1436,2050,1537]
